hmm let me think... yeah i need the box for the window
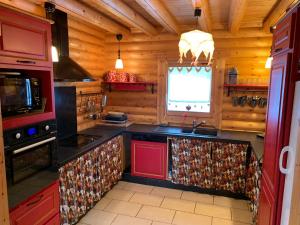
[167,67,212,113]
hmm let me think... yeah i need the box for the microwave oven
[0,72,42,117]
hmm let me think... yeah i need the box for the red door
[258,54,292,225]
[131,140,167,180]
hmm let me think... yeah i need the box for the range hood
[45,3,95,82]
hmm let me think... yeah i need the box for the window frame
[165,64,216,119]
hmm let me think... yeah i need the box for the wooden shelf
[224,84,269,96]
[102,81,157,93]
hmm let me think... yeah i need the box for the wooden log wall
[55,81,102,132]
[104,34,272,132]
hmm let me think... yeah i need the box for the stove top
[59,134,102,148]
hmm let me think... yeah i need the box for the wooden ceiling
[76,0,297,35]
[2,0,297,36]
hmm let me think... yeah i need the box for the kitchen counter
[125,124,264,160]
[57,126,125,166]
[57,123,264,166]
[7,168,58,210]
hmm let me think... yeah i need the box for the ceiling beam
[263,0,297,32]
[191,0,212,32]
[135,0,180,34]
[228,0,247,33]
[24,0,130,35]
[87,0,158,36]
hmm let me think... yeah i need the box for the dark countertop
[57,126,124,166]
[124,124,264,160]
[57,123,264,166]
[7,168,58,210]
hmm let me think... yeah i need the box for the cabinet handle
[16,60,36,64]
[26,194,44,207]
[275,48,283,53]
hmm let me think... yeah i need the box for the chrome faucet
[192,120,206,132]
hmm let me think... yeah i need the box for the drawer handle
[26,194,44,207]
[275,48,283,53]
[16,60,36,64]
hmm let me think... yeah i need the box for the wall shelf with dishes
[103,71,157,93]
[224,84,269,96]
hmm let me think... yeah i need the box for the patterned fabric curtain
[246,151,262,224]
[59,136,122,225]
[211,142,248,193]
[171,137,248,193]
[171,138,213,188]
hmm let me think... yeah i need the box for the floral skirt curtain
[171,138,213,188]
[171,137,248,193]
[246,151,261,224]
[59,135,122,225]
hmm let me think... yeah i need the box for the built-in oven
[4,120,57,184]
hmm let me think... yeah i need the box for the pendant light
[115,34,124,69]
[178,8,214,65]
[265,57,273,69]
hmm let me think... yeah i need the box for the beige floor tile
[137,205,175,223]
[80,209,116,225]
[212,217,251,225]
[151,187,182,198]
[94,197,112,210]
[172,211,212,225]
[111,214,152,225]
[129,192,164,206]
[76,223,88,225]
[122,182,154,194]
[181,191,214,204]
[151,222,171,225]
[161,197,195,213]
[115,181,130,189]
[105,189,134,201]
[105,199,142,217]
[231,208,253,223]
[195,202,231,219]
[214,196,249,210]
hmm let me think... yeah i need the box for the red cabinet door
[0,6,52,67]
[131,140,167,180]
[10,181,59,225]
[258,54,292,225]
[44,214,60,225]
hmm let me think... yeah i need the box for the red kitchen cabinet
[0,5,52,67]
[272,12,296,56]
[131,140,167,180]
[44,214,60,225]
[10,180,59,225]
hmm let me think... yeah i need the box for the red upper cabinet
[131,140,167,180]
[0,6,52,67]
[272,10,296,56]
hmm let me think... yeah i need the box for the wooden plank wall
[68,16,106,78]
[67,17,106,131]
[104,34,272,131]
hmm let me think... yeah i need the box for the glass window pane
[167,67,212,113]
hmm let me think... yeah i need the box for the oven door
[6,136,56,184]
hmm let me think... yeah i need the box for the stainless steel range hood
[45,3,95,82]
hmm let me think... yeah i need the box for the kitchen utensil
[239,95,248,106]
[248,96,259,108]
[258,97,268,108]
[232,96,239,106]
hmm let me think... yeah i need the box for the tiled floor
[78,181,253,225]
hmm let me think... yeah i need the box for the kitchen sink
[180,127,218,136]
[154,126,218,136]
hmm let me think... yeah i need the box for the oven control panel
[4,120,57,149]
